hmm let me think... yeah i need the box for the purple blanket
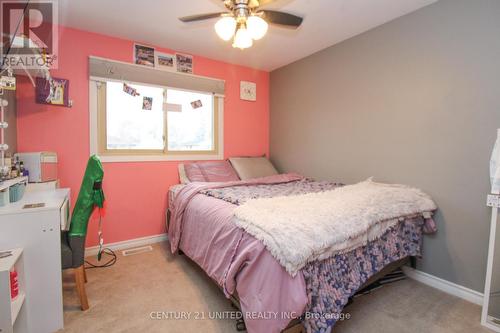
[200,178,342,205]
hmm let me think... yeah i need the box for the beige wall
[270,0,500,292]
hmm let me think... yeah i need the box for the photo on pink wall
[176,53,193,74]
[35,77,71,107]
[155,52,176,71]
[134,43,155,67]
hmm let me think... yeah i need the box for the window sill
[97,153,224,163]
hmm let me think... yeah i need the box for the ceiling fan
[179,0,303,50]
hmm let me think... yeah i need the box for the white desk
[0,189,70,333]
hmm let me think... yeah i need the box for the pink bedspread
[168,174,307,333]
[168,174,437,333]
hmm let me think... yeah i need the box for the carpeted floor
[59,242,491,333]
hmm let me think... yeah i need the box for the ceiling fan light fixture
[246,15,268,40]
[181,0,303,50]
[215,16,237,41]
[232,25,253,49]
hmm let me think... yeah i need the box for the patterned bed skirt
[301,218,424,333]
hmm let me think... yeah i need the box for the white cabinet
[0,248,27,333]
[0,189,70,333]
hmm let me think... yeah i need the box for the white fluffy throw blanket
[233,179,437,276]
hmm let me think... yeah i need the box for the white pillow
[229,157,278,180]
[178,163,190,184]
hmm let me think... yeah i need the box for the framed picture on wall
[134,43,155,67]
[155,52,176,71]
[0,76,16,90]
[35,77,71,107]
[176,53,193,74]
[240,81,257,101]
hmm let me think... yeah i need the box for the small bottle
[19,161,25,176]
[15,156,20,174]
[10,165,18,178]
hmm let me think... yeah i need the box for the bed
[166,160,437,333]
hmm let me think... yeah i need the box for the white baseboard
[402,266,483,306]
[84,235,484,307]
[85,233,168,257]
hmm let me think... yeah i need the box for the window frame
[89,78,224,163]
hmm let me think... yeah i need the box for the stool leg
[83,267,88,283]
[75,265,89,310]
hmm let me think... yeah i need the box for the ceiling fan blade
[261,10,303,28]
[179,13,226,23]
[248,0,276,8]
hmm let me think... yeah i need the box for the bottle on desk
[19,161,26,177]
[10,165,18,178]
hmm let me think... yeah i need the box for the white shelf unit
[0,177,29,192]
[11,293,25,325]
[0,188,69,333]
[0,248,27,333]
[0,177,28,207]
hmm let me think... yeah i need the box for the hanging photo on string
[142,97,153,110]
[190,100,203,109]
[123,83,140,96]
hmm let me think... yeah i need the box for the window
[166,89,216,152]
[105,82,164,151]
[92,80,223,162]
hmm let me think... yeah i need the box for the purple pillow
[184,161,240,182]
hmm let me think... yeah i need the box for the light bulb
[232,26,253,49]
[246,15,268,40]
[215,16,237,41]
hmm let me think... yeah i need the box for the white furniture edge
[0,177,28,191]
[402,266,484,306]
[0,189,67,332]
[84,233,168,257]
[11,292,25,325]
[0,248,25,329]
[0,248,22,272]
[481,199,500,332]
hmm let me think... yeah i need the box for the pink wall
[16,27,269,247]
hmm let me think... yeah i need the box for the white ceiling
[58,0,437,71]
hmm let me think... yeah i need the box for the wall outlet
[487,194,500,208]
